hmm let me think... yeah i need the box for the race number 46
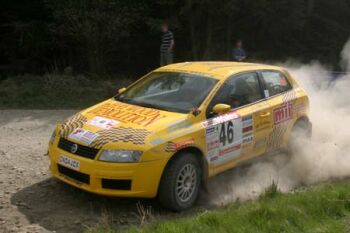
[219,121,234,146]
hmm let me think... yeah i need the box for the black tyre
[288,119,312,154]
[158,152,201,211]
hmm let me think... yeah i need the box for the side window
[261,71,292,97]
[207,72,263,116]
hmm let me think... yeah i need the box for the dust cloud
[206,39,350,205]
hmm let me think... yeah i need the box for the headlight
[49,130,56,144]
[99,150,142,163]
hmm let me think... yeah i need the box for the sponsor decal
[68,128,99,145]
[165,138,195,152]
[206,127,216,135]
[208,140,220,151]
[88,102,165,127]
[219,144,241,156]
[293,103,305,112]
[87,116,119,129]
[293,103,306,117]
[242,115,253,127]
[243,125,253,133]
[242,116,253,133]
[242,116,254,148]
[265,90,297,152]
[266,124,289,151]
[59,113,87,138]
[282,90,296,103]
[201,111,240,127]
[59,113,151,148]
[205,114,253,165]
[90,127,150,148]
[273,103,293,125]
[242,133,254,145]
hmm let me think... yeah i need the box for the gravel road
[0,110,188,233]
[0,110,318,233]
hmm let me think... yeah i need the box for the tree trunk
[202,15,212,60]
[189,13,198,60]
[226,13,232,60]
[307,0,314,17]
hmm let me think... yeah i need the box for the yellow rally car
[48,62,312,211]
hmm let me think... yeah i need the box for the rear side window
[207,72,263,116]
[261,71,292,97]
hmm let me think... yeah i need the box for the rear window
[261,71,292,97]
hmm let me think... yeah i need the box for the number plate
[58,155,80,171]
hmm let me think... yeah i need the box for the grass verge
[0,74,132,109]
[89,181,350,233]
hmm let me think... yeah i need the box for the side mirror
[212,103,231,114]
[118,87,126,94]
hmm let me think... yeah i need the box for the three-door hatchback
[48,62,312,211]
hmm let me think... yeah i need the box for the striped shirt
[160,31,174,53]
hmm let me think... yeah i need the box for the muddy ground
[0,110,224,233]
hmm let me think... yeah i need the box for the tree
[45,0,145,74]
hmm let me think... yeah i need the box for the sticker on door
[205,113,253,165]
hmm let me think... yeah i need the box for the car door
[259,70,295,152]
[204,72,272,173]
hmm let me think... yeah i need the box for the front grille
[58,137,99,159]
[102,179,132,190]
[58,164,90,184]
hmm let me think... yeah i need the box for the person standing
[232,40,246,62]
[160,22,174,66]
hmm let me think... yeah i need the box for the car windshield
[114,72,218,113]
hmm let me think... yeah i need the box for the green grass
[89,182,350,233]
[0,74,132,109]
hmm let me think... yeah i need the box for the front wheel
[158,153,201,211]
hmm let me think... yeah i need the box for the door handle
[260,112,270,117]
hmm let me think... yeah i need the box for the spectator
[160,22,174,66]
[232,40,246,62]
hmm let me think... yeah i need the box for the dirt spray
[205,39,350,205]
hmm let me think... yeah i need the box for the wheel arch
[291,115,312,138]
[161,146,208,191]
[295,115,310,124]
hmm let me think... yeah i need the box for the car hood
[57,99,188,148]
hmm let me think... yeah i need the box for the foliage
[0,74,132,109]
[45,0,146,74]
[0,0,350,76]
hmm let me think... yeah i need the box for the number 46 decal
[219,121,234,146]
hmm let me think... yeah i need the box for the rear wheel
[158,152,201,211]
[288,119,311,154]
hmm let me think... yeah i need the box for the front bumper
[49,144,166,198]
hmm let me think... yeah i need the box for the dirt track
[0,110,222,233]
[2,109,338,232]
[0,110,172,232]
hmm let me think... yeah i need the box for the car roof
[156,61,285,80]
